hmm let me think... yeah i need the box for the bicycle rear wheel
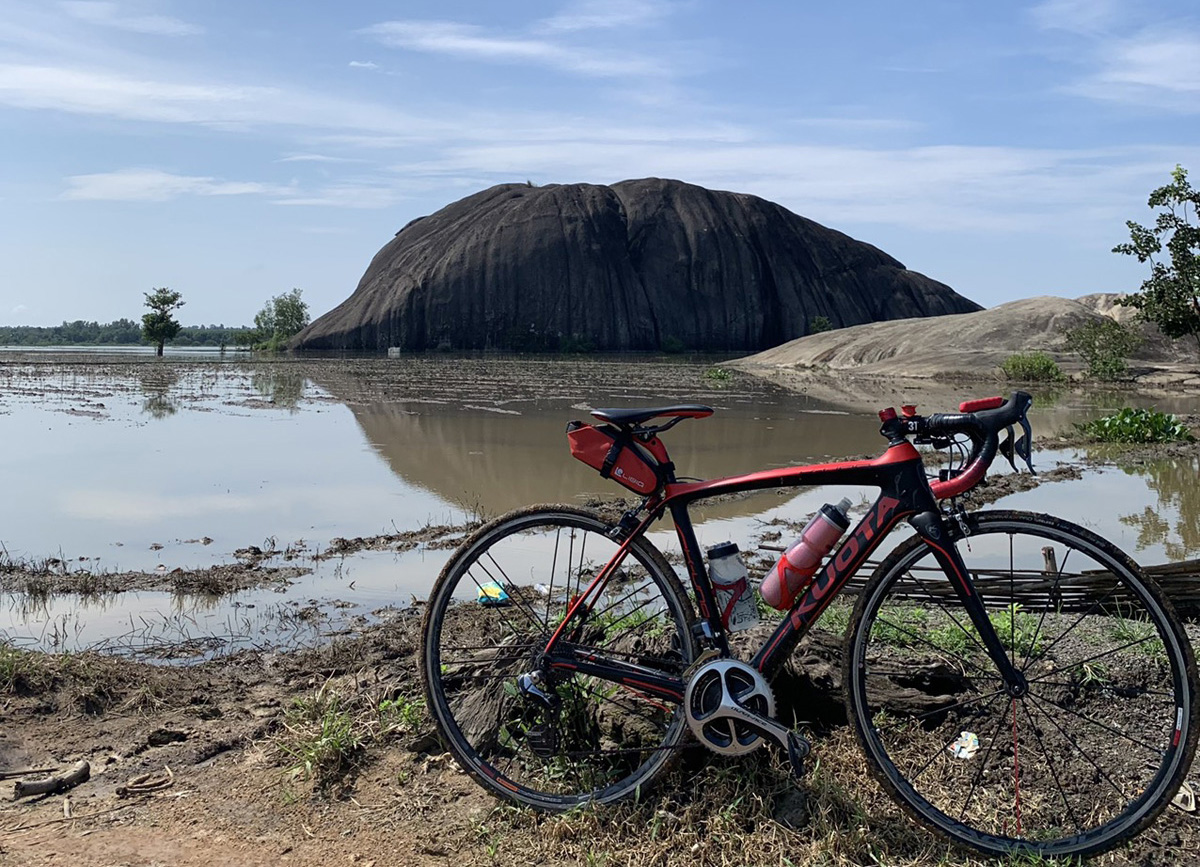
[422,505,697,811]
[844,510,1198,858]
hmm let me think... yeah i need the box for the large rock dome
[293,178,981,352]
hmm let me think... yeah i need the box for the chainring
[683,658,777,756]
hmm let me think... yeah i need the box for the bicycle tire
[844,510,1198,858]
[422,504,698,811]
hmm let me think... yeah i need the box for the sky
[1,0,1198,328]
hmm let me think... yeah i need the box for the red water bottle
[760,498,852,610]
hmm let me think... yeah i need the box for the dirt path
[3,610,1199,867]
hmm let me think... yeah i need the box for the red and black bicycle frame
[542,438,1026,705]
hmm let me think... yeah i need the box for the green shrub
[1001,351,1066,382]
[703,367,733,383]
[660,335,685,354]
[809,315,833,334]
[1075,407,1195,443]
[1064,319,1142,380]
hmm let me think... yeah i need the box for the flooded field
[1,352,1197,657]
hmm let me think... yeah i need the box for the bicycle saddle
[590,404,714,427]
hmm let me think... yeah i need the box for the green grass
[378,695,425,734]
[278,684,364,785]
[1075,407,1195,444]
[988,603,1043,659]
[1001,351,1066,383]
[871,604,1041,659]
[702,366,733,383]
[871,605,929,646]
[0,642,44,693]
[1110,608,1166,659]
[927,623,974,656]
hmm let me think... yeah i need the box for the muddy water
[0,355,1196,655]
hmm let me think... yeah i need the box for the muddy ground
[3,612,1200,867]
[3,355,1200,865]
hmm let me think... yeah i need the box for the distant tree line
[0,318,252,348]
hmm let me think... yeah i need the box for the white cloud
[1032,2,1200,110]
[0,63,438,134]
[384,139,1200,235]
[272,184,408,209]
[537,0,672,33]
[1031,0,1121,35]
[277,153,360,164]
[0,64,271,122]
[361,20,668,78]
[348,60,378,69]
[58,1,203,36]
[1096,31,1200,94]
[62,168,288,202]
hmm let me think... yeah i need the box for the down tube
[751,494,915,676]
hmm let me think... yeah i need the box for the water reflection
[1119,454,1200,560]
[139,367,179,418]
[330,399,885,516]
[3,357,1199,655]
[252,368,306,410]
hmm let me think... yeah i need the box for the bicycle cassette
[684,658,776,755]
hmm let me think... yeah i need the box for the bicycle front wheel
[845,510,1198,858]
[422,505,697,811]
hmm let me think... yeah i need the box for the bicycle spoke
[546,526,562,630]
[481,551,548,632]
[426,509,694,809]
[1026,692,1131,802]
[908,690,1007,784]
[1017,697,1084,836]
[900,569,994,660]
[956,691,1015,824]
[1029,635,1164,684]
[1025,580,1127,668]
[870,613,1002,683]
[1019,546,1072,671]
[1027,688,1166,754]
[848,512,1194,857]
[463,564,543,638]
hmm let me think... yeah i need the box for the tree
[1114,165,1200,356]
[141,288,185,356]
[252,288,310,351]
[1064,319,1142,380]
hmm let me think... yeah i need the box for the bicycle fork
[910,511,1029,696]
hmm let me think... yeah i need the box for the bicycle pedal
[785,731,810,781]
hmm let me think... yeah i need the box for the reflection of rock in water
[252,369,306,410]
[1120,455,1200,559]
[140,367,179,419]
[311,368,884,517]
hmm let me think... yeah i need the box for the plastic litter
[477,581,510,606]
[948,731,980,760]
[1172,781,1196,813]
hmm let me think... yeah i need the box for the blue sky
[1,0,1197,327]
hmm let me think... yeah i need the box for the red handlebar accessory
[901,405,917,418]
[878,407,897,422]
[958,396,1004,413]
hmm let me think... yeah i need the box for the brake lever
[999,425,1018,472]
[1016,415,1035,475]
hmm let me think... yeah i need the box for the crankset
[683,659,810,779]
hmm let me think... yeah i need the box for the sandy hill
[732,295,1187,380]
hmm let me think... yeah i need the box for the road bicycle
[421,391,1198,858]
